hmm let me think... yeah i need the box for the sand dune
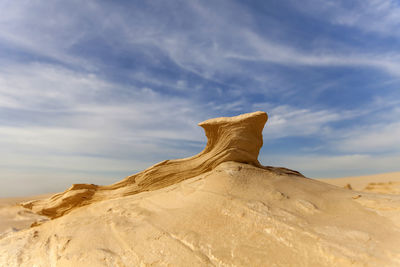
[1,111,400,266]
[319,172,400,194]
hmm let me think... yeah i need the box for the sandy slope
[318,172,400,194]
[0,194,51,239]
[1,111,400,266]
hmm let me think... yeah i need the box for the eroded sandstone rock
[23,111,268,218]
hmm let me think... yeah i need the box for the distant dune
[318,172,400,194]
[1,112,400,266]
[0,194,51,237]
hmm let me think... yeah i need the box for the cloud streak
[0,0,400,195]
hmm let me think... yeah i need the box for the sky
[1,0,400,197]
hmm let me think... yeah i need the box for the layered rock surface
[22,111,271,218]
[1,111,400,266]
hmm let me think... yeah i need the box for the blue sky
[1,0,400,196]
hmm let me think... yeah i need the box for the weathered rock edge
[22,111,302,219]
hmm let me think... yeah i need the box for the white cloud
[0,0,399,196]
[1,61,397,195]
[0,63,107,110]
[291,0,400,37]
[330,0,400,36]
[0,1,99,69]
[252,104,342,139]
[0,63,209,139]
[255,95,400,149]
[261,153,400,178]
[0,62,215,196]
[258,101,400,177]
[335,122,400,153]
[226,31,400,77]
[1,0,400,82]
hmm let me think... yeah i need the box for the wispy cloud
[0,62,214,196]
[258,99,400,177]
[295,0,400,36]
[0,0,400,195]
[263,153,400,178]
[340,124,400,153]
[254,104,340,139]
[2,0,400,82]
[225,30,400,77]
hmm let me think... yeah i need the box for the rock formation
[23,111,275,218]
[2,111,400,266]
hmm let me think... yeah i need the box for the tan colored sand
[1,111,400,266]
[318,172,400,194]
[0,194,51,239]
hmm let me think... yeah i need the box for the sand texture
[1,111,400,266]
[319,172,400,194]
[0,194,51,239]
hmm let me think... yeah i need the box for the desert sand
[1,111,400,266]
[0,194,51,239]
[319,172,400,194]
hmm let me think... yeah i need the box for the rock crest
[23,111,268,218]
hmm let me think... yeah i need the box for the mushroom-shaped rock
[22,111,268,218]
[198,111,267,167]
